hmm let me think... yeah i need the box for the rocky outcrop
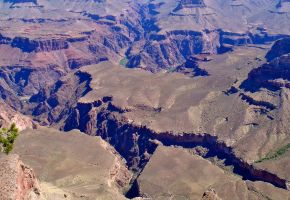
[239,93,276,110]
[63,101,158,172]
[201,189,222,200]
[0,66,63,113]
[276,0,290,8]
[27,70,92,125]
[0,101,35,131]
[0,34,11,44]
[11,37,69,53]
[21,61,289,193]
[181,0,205,7]
[13,128,131,200]
[266,37,290,61]
[0,154,42,200]
[175,56,209,76]
[127,30,221,71]
[241,38,290,92]
[240,54,290,92]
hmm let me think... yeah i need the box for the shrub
[255,143,290,163]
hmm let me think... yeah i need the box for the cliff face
[266,37,290,61]
[0,1,289,199]
[241,38,290,92]
[0,154,42,200]
[63,101,158,172]
[1,35,70,53]
[13,128,131,200]
[11,37,69,53]
[0,101,35,131]
[0,31,130,70]
[127,30,222,71]
[26,70,92,125]
[243,54,290,91]
[0,66,63,115]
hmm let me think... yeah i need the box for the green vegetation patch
[119,58,129,67]
[0,124,19,154]
[167,67,177,73]
[255,143,290,163]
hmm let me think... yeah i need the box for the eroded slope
[12,127,132,200]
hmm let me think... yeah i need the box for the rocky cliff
[0,101,35,131]
[266,37,290,61]
[0,1,289,199]
[0,154,42,200]
[201,189,222,200]
[13,128,131,200]
[241,38,290,92]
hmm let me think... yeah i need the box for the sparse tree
[0,123,19,154]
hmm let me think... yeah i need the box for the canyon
[0,0,290,199]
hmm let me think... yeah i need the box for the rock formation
[266,37,290,61]
[201,189,222,200]
[0,101,35,131]
[241,38,290,92]
[0,0,289,199]
[0,154,42,200]
[13,127,131,200]
[24,45,290,198]
[0,0,288,73]
[241,54,290,92]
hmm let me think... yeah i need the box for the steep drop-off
[0,154,42,200]
[21,43,290,198]
[0,1,289,199]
